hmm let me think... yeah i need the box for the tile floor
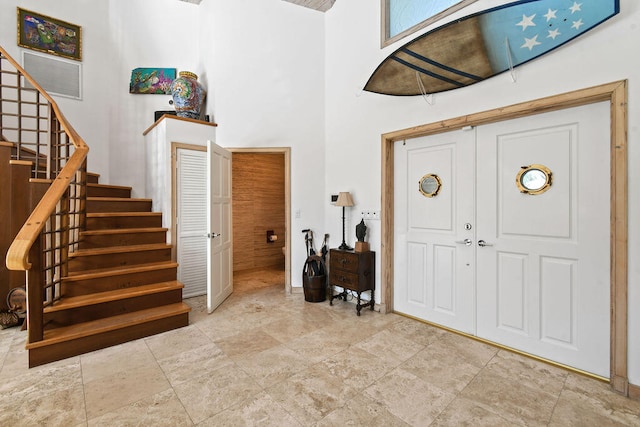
[1,267,639,426]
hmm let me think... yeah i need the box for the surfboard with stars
[364,0,620,96]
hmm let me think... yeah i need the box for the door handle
[206,232,221,239]
[478,239,493,247]
[455,239,472,246]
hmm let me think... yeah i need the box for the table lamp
[335,192,354,250]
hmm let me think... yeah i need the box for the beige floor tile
[438,332,499,368]
[216,328,282,358]
[234,343,313,388]
[265,362,359,424]
[0,361,86,426]
[172,362,262,424]
[80,338,156,383]
[364,368,456,426]
[261,315,321,343]
[199,391,302,426]
[321,346,398,390]
[459,368,557,426]
[387,316,448,347]
[316,392,411,426]
[548,373,640,426]
[430,397,518,427]
[144,324,213,360]
[354,328,426,366]
[399,342,483,393]
[196,310,259,341]
[0,329,80,381]
[484,350,569,396]
[157,342,234,385]
[84,363,171,420]
[283,327,351,364]
[88,388,193,427]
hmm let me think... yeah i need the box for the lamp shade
[335,192,354,207]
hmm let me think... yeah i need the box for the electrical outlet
[295,209,301,218]
[361,210,381,220]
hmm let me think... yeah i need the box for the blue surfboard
[364,0,620,96]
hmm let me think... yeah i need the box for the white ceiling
[178,0,335,12]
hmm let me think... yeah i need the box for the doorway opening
[230,148,291,294]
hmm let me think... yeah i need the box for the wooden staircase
[1,45,190,368]
[24,175,190,367]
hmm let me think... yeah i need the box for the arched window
[382,0,478,47]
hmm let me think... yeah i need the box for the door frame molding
[380,80,628,394]
[228,147,292,294]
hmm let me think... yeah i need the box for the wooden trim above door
[381,80,629,395]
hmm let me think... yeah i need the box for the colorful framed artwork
[129,68,176,94]
[17,8,82,61]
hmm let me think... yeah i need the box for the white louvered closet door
[176,148,208,298]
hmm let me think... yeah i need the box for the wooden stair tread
[69,243,171,257]
[86,212,161,218]
[87,197,152,202]
[87,183,132,191]
[64,261,178,280]
[80,227,168,236]
[45,281,184,313]
[27,302,191,349]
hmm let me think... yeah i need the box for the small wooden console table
[329,248,375,316]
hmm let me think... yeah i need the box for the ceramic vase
[170,71,206,120]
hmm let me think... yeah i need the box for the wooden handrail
[1,44,89,271]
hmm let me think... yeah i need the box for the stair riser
[87,173,99,184]
[86,186,131,198]
[86,215,162,230]
[44,289,183,326]
[62,267,178,296]
[29,313,189,368]
[87,199,152,213]
[69,248,172,271]
[79,231,167,249]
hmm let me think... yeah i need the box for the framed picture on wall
[381,0,478,47]
[17,8,82,61]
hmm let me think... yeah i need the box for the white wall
[107,0,202,197]
[199,0,327,286]
[324,0,640,386]
[0,0,112,181]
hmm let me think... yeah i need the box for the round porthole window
[516,164,552,195]
[419,173,442,198]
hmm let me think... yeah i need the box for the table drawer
[330,251,359,272]
[331,270,359,289]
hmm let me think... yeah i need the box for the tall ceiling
[177,0,336,12]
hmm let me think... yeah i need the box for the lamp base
[338,243,353,251]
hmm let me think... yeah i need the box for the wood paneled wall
[232,153,285,272]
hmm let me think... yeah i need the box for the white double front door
[394,102,610,376]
